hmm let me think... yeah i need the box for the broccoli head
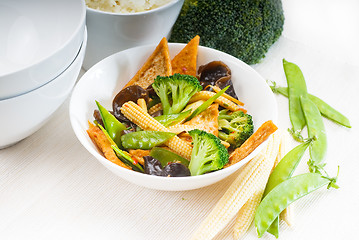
[188,129,229,176]
[152,73,202,115]
[170,0,284,64]
[218,110,254,148]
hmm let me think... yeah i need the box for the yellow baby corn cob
[121,101,192,160]
[148,103,162,115]
[232,194,261,239]
[189,91,245,112]
[190,131,280,240]
[232,131,285,239]
[137,98,147,112]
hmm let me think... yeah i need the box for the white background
[1,1,358,240]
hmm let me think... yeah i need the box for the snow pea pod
[121,131,176,150]
[154,110,191,127]
[97,124,144,172]
[283,59,308,140]
[150,147,190,167]
[187,85,229,121]
[263,139,312,237]
[255,173,330,238]
[300,96,327,167]
[96,101,127,148]
[270,84,351,128]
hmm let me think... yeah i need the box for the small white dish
[83,0,184,70]
[0,0,86,99]
[0,28,87,149]
[70,43,277,191]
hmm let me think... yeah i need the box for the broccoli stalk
[188,129,229,176]
[152,73,202,115]
[218,111,254,148]
[170,0,284,64]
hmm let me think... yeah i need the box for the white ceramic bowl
[70,43,277,191]
[0,28,87,149]
[83,0,184,70]
[0,0,86,100]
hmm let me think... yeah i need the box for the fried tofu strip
[225,120,278,167]
[128,149,150,166]
[87,121,131,170]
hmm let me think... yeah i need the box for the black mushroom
[144,156,191,177]
[197,61,239,99]
[112,85,149,122]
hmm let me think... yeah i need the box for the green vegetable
[96,101,127,148]
[188,129,229,176]
[269,82,351,128]
[150,147,190,167]
[218,110,254,148]
[262,139,313,237]
[283,59,308,141]
[112,145,144,172]
[152,73,202,115]
[187,86,229,121]
[300,96,327,169]
[170,0,284,64]
[255,173,330,238]
[121,131,176,150]
[154,110,191,127]
[97,124,144,172]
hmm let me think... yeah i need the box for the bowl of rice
[83,0,184,70]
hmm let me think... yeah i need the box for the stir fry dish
[87,36,277,177]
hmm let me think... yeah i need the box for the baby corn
[232,131,284,239]
[148,103,162,115]
[121,101,192,160]
[190,131,280,240]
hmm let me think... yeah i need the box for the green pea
[283,59,308,140]
[255,173,330,238]
[262,139,312,237]
[150,147,190,167]
[96,101,127,148]
[270,84,351,128]
[154,110,191,127]
[300,96,327,167]
[121,131,176,150]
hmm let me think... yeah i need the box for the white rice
[85,0,173,13]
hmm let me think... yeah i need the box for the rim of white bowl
[69,42,278,186]
[0,27,87,102]
[86,0,182,16]
[0,0,86,78]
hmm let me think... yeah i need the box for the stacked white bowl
[0,0,86,148]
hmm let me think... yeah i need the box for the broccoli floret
[188,129,229,176]
[170,0,284,64]
[152,73,202,115]
[218,111,254,148]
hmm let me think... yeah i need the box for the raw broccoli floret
[188,129,229,176]
[218,111,254,148]
[170,0,284,64]
[152,73,202,115]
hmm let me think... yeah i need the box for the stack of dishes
[0,0,87,148]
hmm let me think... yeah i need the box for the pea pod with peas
[255,173,332,238]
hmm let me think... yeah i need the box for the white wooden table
[1,1,358,239]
